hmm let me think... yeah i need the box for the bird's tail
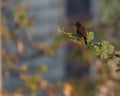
[84,38,87,45]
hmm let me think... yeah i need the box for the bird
[75,21,87,45]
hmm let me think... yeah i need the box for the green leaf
[101,40,114,54]
[91,40,115,59]
[87,31,94,42]
[114,51,120,57]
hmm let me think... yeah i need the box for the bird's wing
[80,26,87,38]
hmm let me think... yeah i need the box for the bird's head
[75,21,82,27]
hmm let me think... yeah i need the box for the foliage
[58,28,120,60]
[58,27,120,96]
[2,0,120,96]
[92,40,115,59]
[2,1,60,95]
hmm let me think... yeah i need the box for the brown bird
[75,21,87,45]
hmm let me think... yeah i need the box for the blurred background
[1,0,120,96]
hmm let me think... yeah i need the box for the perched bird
[75,21,87,45]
